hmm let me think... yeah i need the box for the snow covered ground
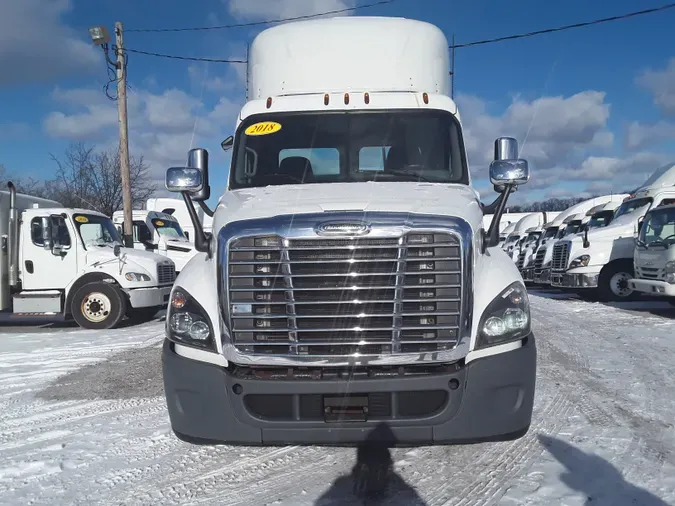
[1,291,674,506]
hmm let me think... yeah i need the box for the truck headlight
[125,272,151,282]
[167,287,215,351]
[477,282,531,350]
[666,261,675,284]
[570,255,590,268]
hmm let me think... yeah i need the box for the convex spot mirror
[165,167,203,193]
[490,136,530,188]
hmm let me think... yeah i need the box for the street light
[88,25,111,46]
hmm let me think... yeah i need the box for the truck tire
[71,282,127,330]
[596,262,639,302]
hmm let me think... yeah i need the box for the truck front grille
[551,242,570,271]
[636,266,663,280]
[534,247,547,270]
[157,263,176,284]
[227,233,462,357]
[517,250,526,269]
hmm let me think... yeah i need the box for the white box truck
[160,16,536,446]
[629,203,675,304]
[112,209,197,272]
[1,183,175,329]
[551,163,675,300]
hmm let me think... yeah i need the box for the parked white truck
[145,197,213,241]
[160,17,537,446]
[551,163,675,300]
[503,212,549,262]
[1,184,175,329]
[531,195,627,285]
[629,203,675,305]
[112,209,196,272]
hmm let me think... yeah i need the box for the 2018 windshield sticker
[154,220,165,227]
[74,215,89,223]
[245,121,282,136]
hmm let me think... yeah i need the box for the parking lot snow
[0,292,674,505]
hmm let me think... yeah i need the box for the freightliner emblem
[315,221,371,236]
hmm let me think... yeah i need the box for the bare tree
[0,163,46,196]
[47,143,156,216]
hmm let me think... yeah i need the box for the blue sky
[1,0,674,206]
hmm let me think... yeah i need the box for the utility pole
[115,22,133,248]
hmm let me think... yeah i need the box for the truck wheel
[71,282,126,330]
[597,262,638,302]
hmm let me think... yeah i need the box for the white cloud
[636,57,675,117]
[625,120,675,150]
[458,90,613,173]
[42,83,244,182]
[0,0,99,86]
[227,0,356,19]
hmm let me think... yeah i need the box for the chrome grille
[517,250,526,269]
[227,232,462,357]
[157,264,176,284]
[534,246,547,270]
[551,242,570,271]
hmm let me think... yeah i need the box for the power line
[125,0,395,33]
[450,2,675,49]
[124,48,246,63]
[123,2,675,64]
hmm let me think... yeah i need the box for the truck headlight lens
[570,255,590,268]
[666,261,675,284]
[477,282,531,349]
[125,272,150,282]
[166,287,215,351]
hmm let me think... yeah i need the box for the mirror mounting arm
[181,191,211,256]
[485,185,514,248]
[198,200,215,218]
[481,194,504,214]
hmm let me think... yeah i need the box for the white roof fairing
[247,16,451,99]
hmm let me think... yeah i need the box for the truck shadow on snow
[315,423,426,506]
[528,287,675,319]
[539,435,669,505]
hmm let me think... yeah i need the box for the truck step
[0,311,67,325]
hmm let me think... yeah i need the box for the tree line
[1,142,156,217]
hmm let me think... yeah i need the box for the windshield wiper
[377,169,432,182]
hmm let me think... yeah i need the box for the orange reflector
[364,92,370,104]
[422,92,429,104]
[324,94,329,105]
[344,93,350,105]
[266,97,272,109]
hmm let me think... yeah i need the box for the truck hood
[86,246,172,273]
[163,238,195,252]
[214,182,484,231]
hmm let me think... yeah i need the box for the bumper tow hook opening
[323,395,369,423]
[449,378,460,390]
[232,384,243,395]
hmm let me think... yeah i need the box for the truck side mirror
[166,167,203,193]
[489,159,530,187]
[636,217,644,234]
[40,217,52,251]
[187,148,210,202]
[221,136,234,152]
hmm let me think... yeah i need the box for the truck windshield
[614,197,652,220]
[230,110,468,189]
[72,214,123,249]
[588,210,614,229]
[562,221,582,237]
[542,227,558,241]
[638,207,675,247]
[151,218,187,240]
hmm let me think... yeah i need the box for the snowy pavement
[1,291,674,506]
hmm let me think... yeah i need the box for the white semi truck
[551,163,675,300]
[531,195,627,285]
[1,184,175,329]
[145,197,213,241]
[160,17,537,446]
[112,209,197,272]
[629,203,675,305]
[503,212,549,262]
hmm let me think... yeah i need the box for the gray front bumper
[127,285,172,308]
[533,268,551,284]
[162,336,536,446]
[550,272,599,289]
